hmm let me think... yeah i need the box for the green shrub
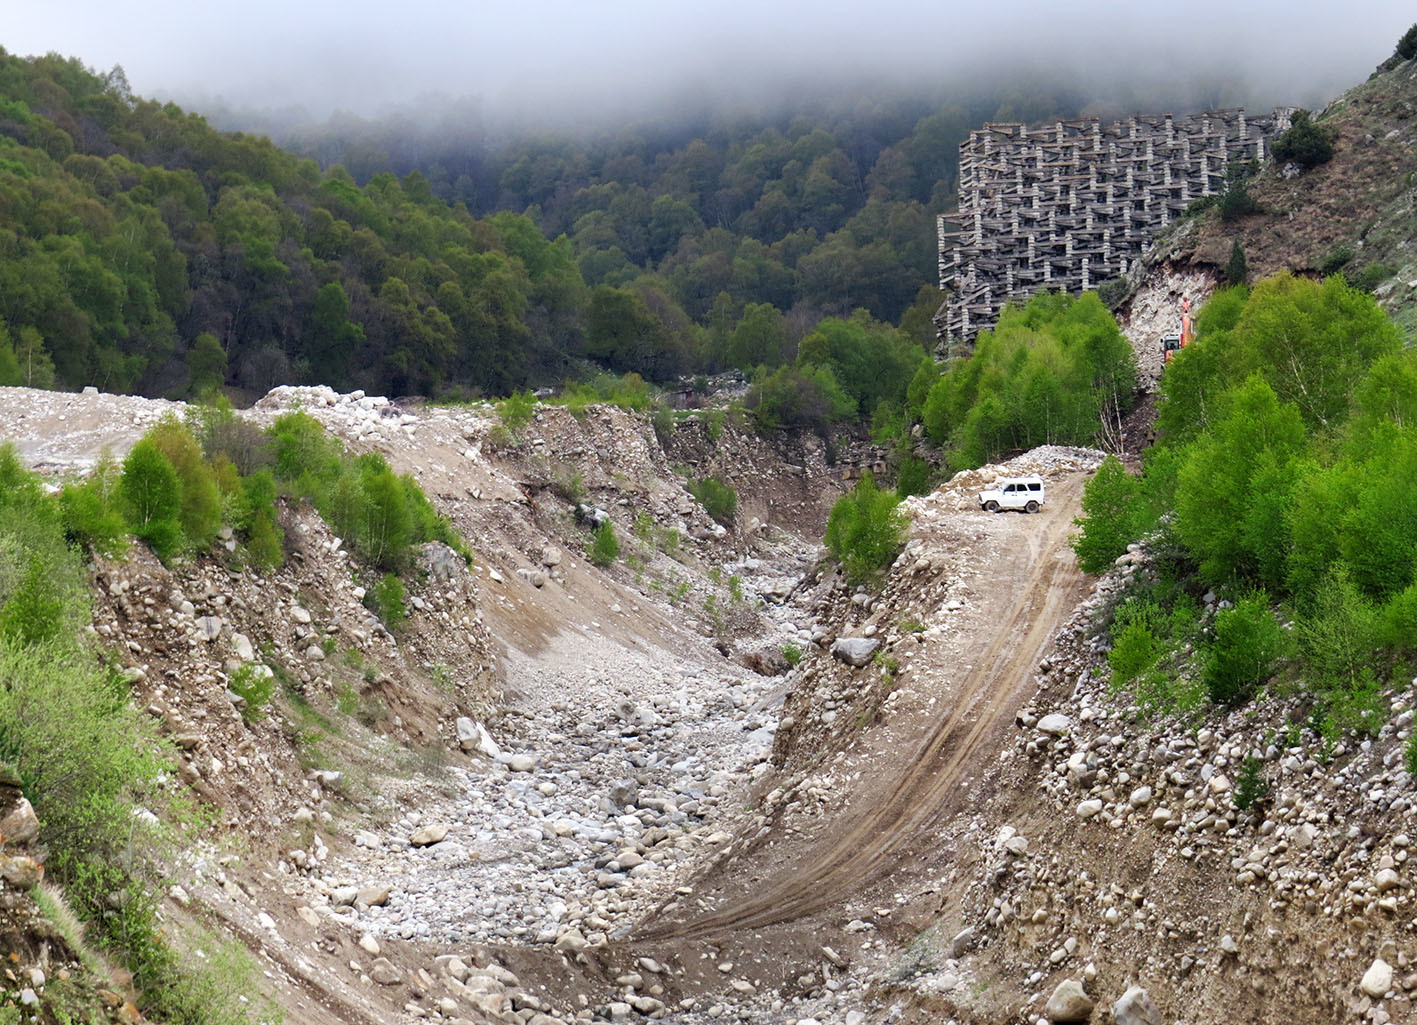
[300,437,469,575]
[1400,22,1417,61]
[1232,755,1270,810]
[366,573,406,630]
[920,291,1136,466]
[59,455,127,557]
[782,643,803,666]
[1130,665,1207,715]
[1218,180,1260,221]
[1225,241,1248,285]
[1203,593,1287,705]
[1299,566,1381,692]
[0,554,66,647]
[1319,670,1386,746]
[1271,109,1336,170]
[747,362,856,433]
[1320,246,1354,276]
[349,455,412,572]
[228,663,275,722]
[551,468,586,504]
[824,471,907,584]
[703,408,726,440]
[650,405,675,447]
[1405,730,1417,777]
[0,639,176,975]
[870,400,906,445]
[556,372,656,414]
[147,417,222,549]
[497,390,537,431]
[1073,455,1145,574]
[896,456,931,497]
[1096,278,1129,308]
[689,476,737,526]
[119,439,183,562]
[659,527,681,555]
[589,522,620,567]
[240,469,284,570]
[1108,602,1162,688]
[268,410,341,496]
[1347,262,1396,294]
[485,423,516,451]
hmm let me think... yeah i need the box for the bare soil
[624,471,1091,997]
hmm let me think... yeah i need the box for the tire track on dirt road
[636,475,1090,940]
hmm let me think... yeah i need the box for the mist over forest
[0,4,1411,412]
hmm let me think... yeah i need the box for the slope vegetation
[1166,52,1417,334]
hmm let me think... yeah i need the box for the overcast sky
[6,1,1413,123]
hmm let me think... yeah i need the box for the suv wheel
[984,500,999,512]
[1025,500,1039,513]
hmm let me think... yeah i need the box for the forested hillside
[0,52,993,402]
[237,84,1094,324]
[0,52,623,398]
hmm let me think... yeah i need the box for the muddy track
[637,476,1089,940]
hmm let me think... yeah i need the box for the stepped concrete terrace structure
[936,107,1294,352]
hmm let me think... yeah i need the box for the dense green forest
[264,92,990,328]
[0,47,1175,406]
[0,51,599,398]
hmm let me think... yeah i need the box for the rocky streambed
[297,644,784,952]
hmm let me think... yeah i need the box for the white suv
[978,475,1046,513]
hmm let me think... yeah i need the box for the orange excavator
[1161,297,1193,364]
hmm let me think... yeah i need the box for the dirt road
[637,472,1091,941]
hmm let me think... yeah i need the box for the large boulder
[0,854,43,888]
[1113,986,1163,1025]
[409,824,448,847]
[369,957,402,986]
[1361,958,1394,999]
[0,796,39,846]
[456,717,500,758]
[830,637,880,668]
[425,543,464,581]
[1045,979,1095,1021]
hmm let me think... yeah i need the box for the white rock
[230,633,255,662]
[1113,985,1162,1025]
[830,637,880,667]
[1044,979,1094,1021]
[410,824,449,847]
[1037,713,1071,735]
[1362,958,1394,998]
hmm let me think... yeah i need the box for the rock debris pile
[299,656,781,950]
[923,532,1417,1023]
